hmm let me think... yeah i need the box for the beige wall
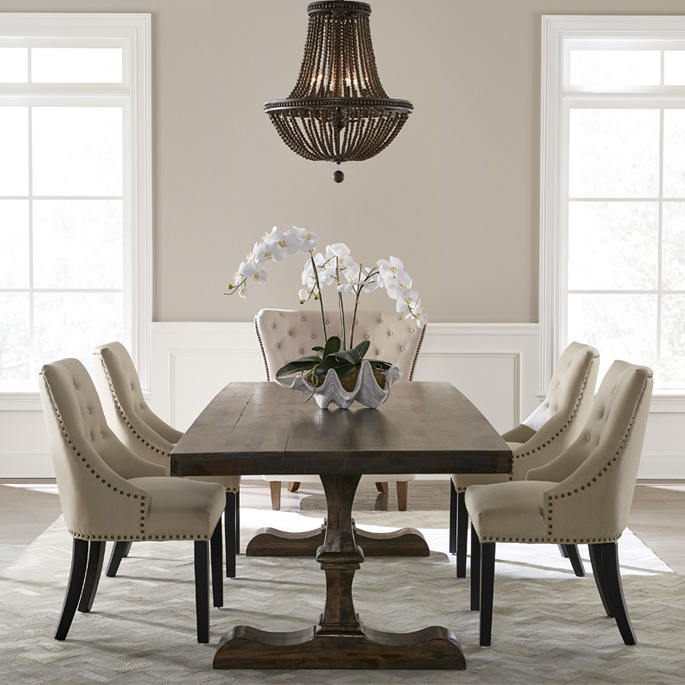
[4,0,685,323]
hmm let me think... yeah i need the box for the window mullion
[28,104,35,381]
[656,108,664,385]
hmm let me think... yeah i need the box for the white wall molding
[1,320,683,479]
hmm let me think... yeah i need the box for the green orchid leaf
[311,346,324,353]
[368,359,392,371]
[354,339,370,359]
[275,358,320,378]
[329,349,360,365]
[313,355,346,379]
[323,336,341,358]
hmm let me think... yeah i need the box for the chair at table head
[254,308,425,382]
[254,308,427,511]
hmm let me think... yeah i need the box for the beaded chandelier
[264,1,413,183]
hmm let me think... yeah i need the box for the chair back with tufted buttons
[92,342,240,493]
[92,342,182,470]
[505,341,600,478]
[452,342,599,493]
[254,309,426,382]
[39,358,167,540]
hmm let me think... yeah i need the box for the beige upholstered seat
[39,359,225,643]
[465,361,653,647]
[449,342,599,577]
[92,342,241,578]
[254,308,426,510]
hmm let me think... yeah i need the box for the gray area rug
[1,507,683,684]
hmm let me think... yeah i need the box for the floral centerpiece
[227,226,427,408]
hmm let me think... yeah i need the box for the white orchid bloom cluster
[376,257,428,327]
[228,226,317,298]
[301,243,366,292]
[227,230,427,330]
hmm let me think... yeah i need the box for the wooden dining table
[171,380,511,670]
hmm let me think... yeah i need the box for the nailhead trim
[514,360,595,465]
[95,353,172,459]
[41,370,149,539]
[475,372,648,545]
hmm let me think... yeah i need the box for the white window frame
[0,13,151,408]
[540,15,685,406]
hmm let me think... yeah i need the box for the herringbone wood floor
[1,478,684,576]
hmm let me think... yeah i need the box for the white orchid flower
[301,251,326,288]
[253,234,286,263]
[393,288,419,313]
[238,260,268,285]
[326,243,350,260]
[285,226,318,253]
[377,257,404,282]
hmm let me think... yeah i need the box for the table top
[171,381,512,478]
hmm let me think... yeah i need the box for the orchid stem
[336,257,346,349]
[349,263,362,348]
[309,250,327,341]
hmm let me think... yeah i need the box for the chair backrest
[504,342,600,478]
[93,342,182,469]
[527,360,653,542]
[254,309,426,382]
[39,359,164,539]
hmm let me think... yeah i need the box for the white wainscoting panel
[1,321,684,479]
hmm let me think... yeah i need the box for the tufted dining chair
[450,342,599,578]
[466,361,653,647]
[92,342,241,578]
[254,308,426,510]
[39,359,225,643]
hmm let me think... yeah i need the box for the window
[541,16,685,393]
[0,14,151,394]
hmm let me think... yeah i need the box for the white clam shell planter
[276,360,403,409]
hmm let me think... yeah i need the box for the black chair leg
[456,490,468,578]
[449,480,457,554]
[122,541,132,558]
[563,543,586,577]
[470,524,481,611]
[480,541,496,647]
[599,542,637,645]
[210,523,223,608]
[78,541,105,613]
[106,541,128,577]
[589,543,613,617]
[55,538,88,640]
[194,540,210,644]
[558,543,569,558]
[225,491,237,578]
[235,489,240,555]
